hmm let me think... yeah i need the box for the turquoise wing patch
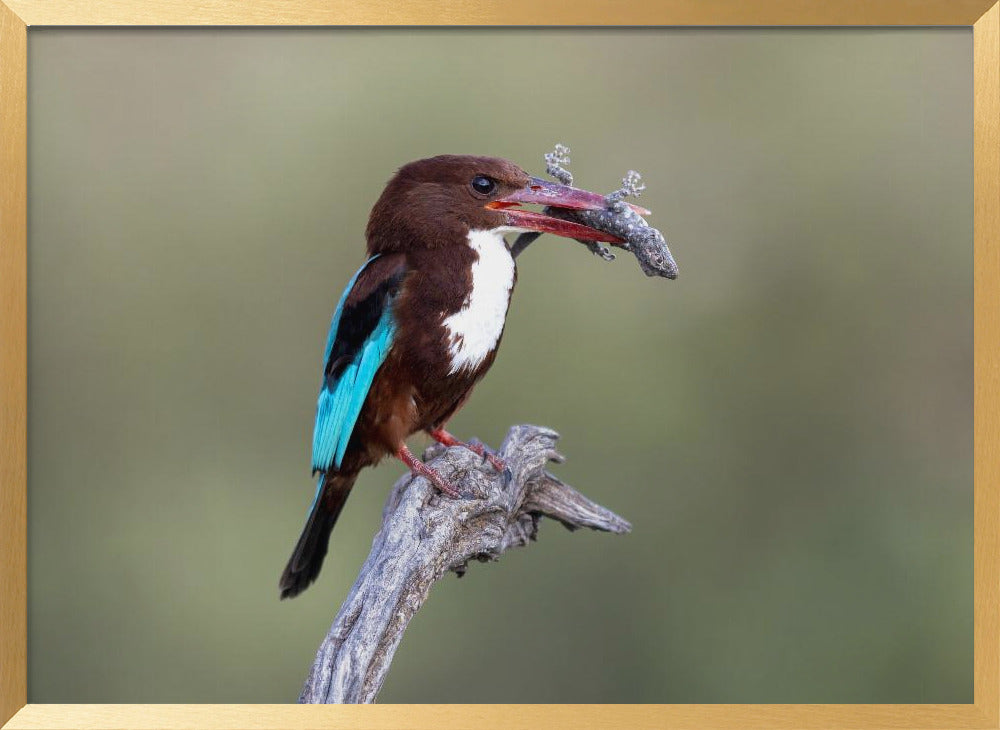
[311,256,398,473]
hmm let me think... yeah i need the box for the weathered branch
[298,424,631,704]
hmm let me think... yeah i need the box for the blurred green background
[26,29,972,703]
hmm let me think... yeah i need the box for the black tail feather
[279,472,357,599]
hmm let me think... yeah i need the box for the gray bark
[298,424,631,704]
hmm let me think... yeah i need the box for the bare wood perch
[298,424,631,704]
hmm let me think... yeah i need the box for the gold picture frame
[1,1,997,728]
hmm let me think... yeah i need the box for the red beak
[488,177,647,244]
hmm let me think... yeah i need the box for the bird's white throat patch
[443,228,516,374]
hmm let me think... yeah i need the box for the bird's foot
[396,443,463,498]
[428,428,507,473]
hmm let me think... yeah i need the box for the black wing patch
[323,256,408,388]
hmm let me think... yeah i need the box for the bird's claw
[397,443,464,498]
[472,445,509,481]
[482,450,507,474]
[426,429,505,482]
[424,466,463,499]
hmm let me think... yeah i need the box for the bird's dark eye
[471,175,497,195]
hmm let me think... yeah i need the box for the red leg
[429,428,506,473]
[395,443,462,498]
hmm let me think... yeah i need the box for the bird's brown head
[365,154,625,254]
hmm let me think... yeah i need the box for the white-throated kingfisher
[279,155,625,599]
